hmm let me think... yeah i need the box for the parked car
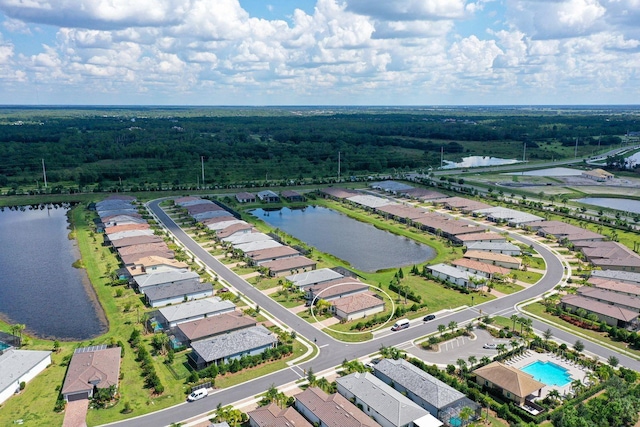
[391,319,410,331]
[423,314,436,322]
[187,388,208,401]
[483,343,498,349]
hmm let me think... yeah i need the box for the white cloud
[346,0,468,21]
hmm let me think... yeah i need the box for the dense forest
[0,106,638,193]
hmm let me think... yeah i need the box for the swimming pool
[520,361,572,387]
[0,341,11,351]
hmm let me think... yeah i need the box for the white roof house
[157,297,236,328]
[472,207,543,226]
[107,229,155,241]
[336,372,442,427]
[347,194,393,208]
[428,263,486,288]
[591,270,640,285]
[0,349,52,405]
[133,269,199,290]
[286,268,344,288]
[466,241,521,256]
[234,240,283,253]
[223,232,273,245]
[192,210,234,221]
[206,219,245,231]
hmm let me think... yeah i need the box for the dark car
[423,314,436,322]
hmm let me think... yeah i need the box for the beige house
[463,250,522,270]
[582,168,614,181]
[332,292,385,321]
[473,362,544,405]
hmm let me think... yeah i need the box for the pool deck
[504,351,589,399]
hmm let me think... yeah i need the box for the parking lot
[406,328,511,366]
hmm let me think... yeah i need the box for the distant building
[235,192,256,203]
[281,190,304,202]
[582,168,614,182]
[257,190,280,203]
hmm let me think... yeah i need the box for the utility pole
[574,137,578,158]
[440,146,444,168]
[337,151,341,182]
[522,142,526,162]
[42,159,48,188]
[201,156,205,188]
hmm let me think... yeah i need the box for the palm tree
[448,320,458,334]
[510,314,519,332]
[543,328,553,346]
[547,389,561,403]
[607,356,619,367]
[467,355,477,368]
[437,324,446,335]
[480,356,491,366]
[459,406,474,426]
[510,339,519,352]
[496,344,507,356]
[570,379,584,395]
[456,358,467,374]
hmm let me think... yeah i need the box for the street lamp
[471,295,475,306]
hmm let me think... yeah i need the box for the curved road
[107,198,638,427]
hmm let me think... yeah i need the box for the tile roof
[561,294,638,322]
[308,278,369,300]
[245,245,300,262]
[320,187,360,199]
[577,286,640,310]
[295,387,381,427]
[117,242,170,256]
[234,239,283,253]
[190,325,277,363]
[235,192,256,200]
[589,277,640,296]
[120,250,175,265]
[223,232,273,245]
[105,223,150,235]
[281,190,302,198]
[286,268,344,287]
[454,232,506,242]
[451,258,510,276]
[373,359,469,411]
[336,372,432,427]
[472,362,544,399]
[175,312,257,341]
[464,250,521,265]
[216,222,254,239]
[61,346,121,395]
[111,235,164,248]
[106,229,155,241]
[248,402,312,427]
[193,210,234,221]
[466,242,521,253]
[331,292,385,314]
[590,270,640,285]
[261,256,317,272]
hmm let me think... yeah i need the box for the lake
[442,156,520,169]
[576,198,640,215]
[0,205,107,340]
[251,206,436,272]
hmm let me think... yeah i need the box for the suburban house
[172,312,257,347]
[589,277,640,298]
[463,250,522,270]
[154,297,236,329]
[260,256,317,277]
[102,215,146,228]
[472,362,544,406]
[174,196,202,205]
[248,402,312,427]
[371,180,414,194]
[320,187,360,199]
[224,232,273,246]
[453,232,507,245]
[286,268,344,289]
[109,234,164,249]
[0,349,52,405]
[427,263,486,289]
[336,372,443,427]
[117,242,171,257]
[400,188,446,201]
[590,270,640,285]
[465,242,521,256]
[216,222,254,240]
[472,207,543,227]
[373,359,480,423]
[144,280,213,308]
[295,386,382,427]
[582,168,614,181]
[306,278,369,303]
[105,223,150,235]
[120,249,175,266]
[560,294,639,328]
[126,255,188,277]
[245,245,300,265]
[433,197,492,213]
[234,240,283,253]
[205,219,245,231]
[188,325,278,369]
[578,241,640,272]
[61,345,121,402]
[192,210,234,222]
[257,190,280,203]
[576,286,640,313]
[451,258,510,280]
[235,192,256,203]
[104,229,155,242]
[132,269,199,292]
[331,292,385,321]
[281,190,304,202]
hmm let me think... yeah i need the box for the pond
[0,205,107,340]
[504,167,583,176]
[251,206,436,272]
[576,197,640,215]
[441,156,520,169]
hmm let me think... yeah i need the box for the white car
[187,388,208,401]
[483,343,498,349]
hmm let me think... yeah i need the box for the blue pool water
[0,341,11,351]
[449,417,462,427]
[521,361,571,387]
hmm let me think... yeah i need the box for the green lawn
[510,270,543,284]
[523,302,640,359]
[491,282,524,295]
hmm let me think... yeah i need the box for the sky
[0,0,639,105]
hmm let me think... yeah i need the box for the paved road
[106,198,635,427]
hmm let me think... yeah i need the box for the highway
[106,198,639,427]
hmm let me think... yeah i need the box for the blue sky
[0,0,639,105]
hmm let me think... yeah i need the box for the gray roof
[234,240,282,253]
[107,229,155,240]
[591,270,640,285]
[257,190,279,198]
[472,207,543,224]
[0,349,51,396]
[206,219,245,231]
[373,359,468,410]
[428,263,485,282]
[346,194,393,208]
[370,180,414,192]
[134,269,199,288]
[223,232,272,245]
[286,268,343,288]
[192,210,233,221]
[336,372,431,427]
[190,325,277,363]
[143,280,213,302]
[158,297,235,323]
[466,242,520,252]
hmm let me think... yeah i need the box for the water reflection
[442,156,520,169]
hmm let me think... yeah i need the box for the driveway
[406,329,511,366]
[62,399,88,427]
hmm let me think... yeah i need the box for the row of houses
[235,189,305,204]
[176,196,318,277]
[249,358,483,427]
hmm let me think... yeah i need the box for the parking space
[407,328,511,366]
